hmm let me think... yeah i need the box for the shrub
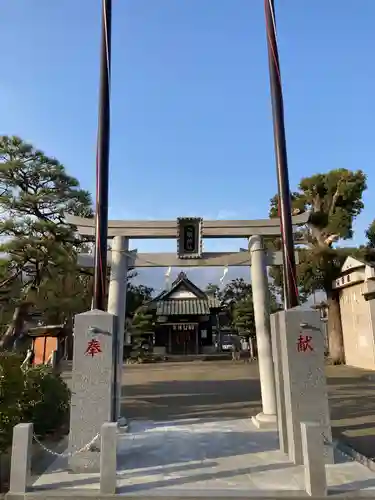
[0,354,24,453]
[0,354,70,453]
[21,365,70,437]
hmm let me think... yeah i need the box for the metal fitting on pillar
[248,234,264,252]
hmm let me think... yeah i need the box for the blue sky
[1,1,374,290]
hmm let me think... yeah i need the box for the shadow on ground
[117,463,299,495]
[326,365,375,460]
[121,377,262,421]
[118,427,277,470]
[119,362,375,461]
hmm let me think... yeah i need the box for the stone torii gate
[65,212,308,471]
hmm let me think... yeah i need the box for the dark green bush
[21,365,70,437]
[0,353,24,453]
[0,354,70,453]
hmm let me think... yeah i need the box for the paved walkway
[32,418,375,496]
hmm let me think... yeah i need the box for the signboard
[172,323,196,331]
[177,217,203,259]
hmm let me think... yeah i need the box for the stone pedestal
[271,308,333,465]
[270,312,288,453]
[100,423,118,494]
[9,423,33,494]
[68,310,116,472]
[301,421,327,496]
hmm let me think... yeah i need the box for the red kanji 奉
[85,338,102,357]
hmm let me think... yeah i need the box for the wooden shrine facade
[146,272,222,355]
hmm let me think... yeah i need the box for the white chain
[322,433,356,462]
[31,430,357,462]
[33,433,100,458]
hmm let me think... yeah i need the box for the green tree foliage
[129,306,155,359]
[366,220,375,248]
[268,168,367,363]
[35,272,92,325]
[0,136,156,351]
[218,278,252,327]
[131,307,155,334]
[21,364,70,436]
[0,136,93,349]
[220,278,252,306]
[205,283,220,296]
[232,295,255,334]
[126,284,154,319]
[0,353,70,453]
[0,354,24,452]
[219,278,281,335]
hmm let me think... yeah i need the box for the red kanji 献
[85,338,102,357]
[296,334,313,353]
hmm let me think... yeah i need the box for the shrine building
[146,271,222,355]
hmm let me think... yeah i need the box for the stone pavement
[31,418,375,496]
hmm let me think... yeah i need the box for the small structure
[333,255,375,370]
[27,325,66,366]
[146,271,221,355]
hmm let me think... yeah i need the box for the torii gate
[66,211,307,431]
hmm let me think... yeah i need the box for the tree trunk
[0,304,26,351]
[326,288,345,364]
[0,286,37,351]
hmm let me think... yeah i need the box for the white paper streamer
[219,266,228,284]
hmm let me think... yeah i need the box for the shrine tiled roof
[156,297,220,316]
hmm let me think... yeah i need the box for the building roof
[341,255,375,273]
[148,271,222,316]
[333,254,375,290]
[167,271,207,299]
[27,325,66,338]
[156,298,220,316]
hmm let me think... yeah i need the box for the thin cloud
[216,209,238,220]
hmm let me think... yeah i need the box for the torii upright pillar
[107,236,129,422]
[249,235,277,428]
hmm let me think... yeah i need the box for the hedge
[0,353,70,453]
